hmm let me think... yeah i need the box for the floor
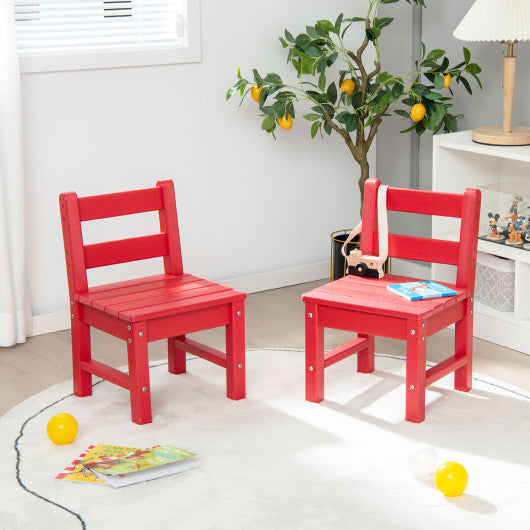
[1,279,529,417]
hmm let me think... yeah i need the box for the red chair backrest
[360,178,481,290]
[59,180,183,298]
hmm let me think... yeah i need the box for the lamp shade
[453,0,530,41]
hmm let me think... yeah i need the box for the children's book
[387,281,457,301]
[83,445,198,488]
[55,444,141,484]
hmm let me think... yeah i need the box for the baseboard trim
[221,261,329,294]
[30,261,331,337]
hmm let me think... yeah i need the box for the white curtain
[0,0,31,346]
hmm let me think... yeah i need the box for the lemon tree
[226,0,481,205]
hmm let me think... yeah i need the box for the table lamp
[453,0,530,145]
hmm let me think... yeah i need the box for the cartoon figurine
[505,221,524,246]
[523,218,530,250]
[509,195,523,216]
[487,212,504,241]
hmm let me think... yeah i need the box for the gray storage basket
[475,252,515,312]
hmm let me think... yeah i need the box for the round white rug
[1,349,529,529]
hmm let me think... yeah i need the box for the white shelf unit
[432,130,530,355]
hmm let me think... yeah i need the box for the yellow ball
[47,413,78,445]
[434,461,468,497]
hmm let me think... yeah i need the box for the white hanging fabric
[0,0,31,346]
[341,184,389,278]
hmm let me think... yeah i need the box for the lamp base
[472,126,530,146]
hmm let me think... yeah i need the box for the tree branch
[366,105,389,150]
[323,110,360,161]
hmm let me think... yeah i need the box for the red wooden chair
[302,178,481,423]
[59,180,246,425]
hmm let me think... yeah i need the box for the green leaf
[327,52,339,67]
[426,49,445,61]
[391,83,404,99]
[400,123,417,133]
[302,45,322,58]
[258,87,269,106]
[262,115,276,132]
[252,69,263,85]
[275,91,296,102]
[341,23,352,39]
[294,33,311,46]
[409,121,425,136]
[316,19,336,34]
[433,102,447,122]
[351,92,363,109]
[375,17,393,29]
[261,105,275,116]
[463,47,471,65]
[466,63,481,75]
[327,82,338,104]
[318,73,326,91]
[471,73,483,90]
[226,84,239,101]
[366,27,381,41]
[304,113,321,121]
[394,109,411,119]
[425,91,443,100]
[323,120,332,135]
[345,113,359,132]
[311,121,320,138]
[434,75,444,89]
[272,101,286,119]
[458,75,472,95]
[264,73,282,85]
[444,113,457,131]
[411,84,430,97]
[279,37,289,48]
[236,65,241,79]
[334,13,344,31]
[306,26,321,39]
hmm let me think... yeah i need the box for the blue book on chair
[387,281,457,301]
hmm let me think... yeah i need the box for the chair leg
[357,333,375,373]
[127,322,152,425]
[305,303,324,402]
[168,335,186,374]
[405,322,426,423]
[71,309,92,397]
[226,300,245,400]
[454,309,473,392]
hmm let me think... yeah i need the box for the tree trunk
[358,156,370,216]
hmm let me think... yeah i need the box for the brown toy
[346,248,383,278]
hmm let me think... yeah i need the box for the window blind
[14,0,187,55]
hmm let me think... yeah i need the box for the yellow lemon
[340,79,355,95]
[251,85,263,102]
[277,114,293,130]
[443,74,452,88]
[410,103,426,123]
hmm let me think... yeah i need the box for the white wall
[21,0,373,329]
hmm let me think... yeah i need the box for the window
[14,0,201,73]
